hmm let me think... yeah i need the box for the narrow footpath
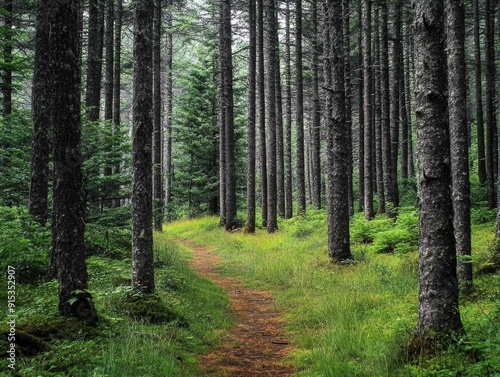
[176,239,295,377]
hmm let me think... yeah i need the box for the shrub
[373,229,414,254]
[0,206,50,284]
[351,214,394,244]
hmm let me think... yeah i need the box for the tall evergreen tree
[325,0,351,262]
[311,0,321,210]
[245,0,257,233]
[131,0,155,294]
[295,0,306,216]
[413,0,463,351]
[153,0,163,231]
[50,0,97,322]
[485,0,496,209]
[29,0,51,226]
[2,0,12,116]
[447,0,472,293]
[284,0,293,219]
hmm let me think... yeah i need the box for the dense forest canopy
[0,0,500,375]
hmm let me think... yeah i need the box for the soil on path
[176,238,295,377]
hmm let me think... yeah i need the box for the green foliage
[350,213,394,244]
[373,228,413,253]
[7,232,232,376]
[0,206,49,283]
[0,110,32,207]
[81,115,131,223]
[171,44,220,218]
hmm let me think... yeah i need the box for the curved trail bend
[176,239,295,377]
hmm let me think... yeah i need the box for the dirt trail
[176,239,295,377]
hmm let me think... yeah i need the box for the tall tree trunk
[132,0,155,294]
[343,0,354,217]
[374,1,385,214]
[325,0,352,262]
[245,0,257,233]
[448,0,472,294]
[221,0,237,231]
[363,0,374,220]
[311,0,322,209]
[274,0,285,218]
[412,0,463,352]
[104,0,114,122]
[29,0,50,226]
[164,2,173,221]
[219,4,227,227]
[265,0,278,232]
[86,0,105,122]
[103,0,114,206]
[485,0,496,209]
[112,0,123,208]
[474,0,486,185]
[284,0,293,219]
[357,0,364,213]
[153,0,163,232]
[400,28,409,183]
[2,0,12,116]
[295,0,306,216]
[404,16,415,179]
[387,0,401,216]
[51,0,97,322]
[258,0,267,227]
[381,0,392,217]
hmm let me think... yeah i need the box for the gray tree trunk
[2,0,12,116]
[50,0,97,322]
[284,0,293,219]
[413,0,463,352]
[131,0,155,294]
[265,0,278,232]
[295,0,306,216]
[363,0,374,220]
[485,0,496,209]
[153,0,163,232]
[245,0,257,233]
[325,0,352,263]
[311,0,321,210]
[86,0,105,122]
[258,0,267,227]
[474,0,486,185]
[29,0,51,226]
[164,2,173,221]
[447,0,472,294]
[112,0,123,208]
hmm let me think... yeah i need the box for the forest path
[176,238,295,377]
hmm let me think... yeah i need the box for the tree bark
[474,0,486,185]
[132,0,155,294]
[50,0,97,322]
[404,16,415,179]
[104,0,114,122]
[412,0,463,352]
[265,0,278,232]
[29,0,51,226]
[363,0,374,220]
[245,0,257,233]
[325,0,352,262]
[296,0,306,216]
[274,0,285,218]
[258,0,267,227]
[448,0,472,294]
[311,0,321,210]
[85,0,105,122]
[357,0,364,213]
[164,2,173,221]
[153,0,163,232]
[2,0,12,116]
[112,0,122,208]
[284,0,293,219]
[221,0,237,231]
[374,1,385,214]
[485,0,496,209]
[387,0,401,216]
[381,0,392,217]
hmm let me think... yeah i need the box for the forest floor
[176,238,296,377]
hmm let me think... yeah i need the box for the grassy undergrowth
[0,217,233,377]
[164,210,500,377]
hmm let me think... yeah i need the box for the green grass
[0,231,233,377]
[164,211,500,376]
